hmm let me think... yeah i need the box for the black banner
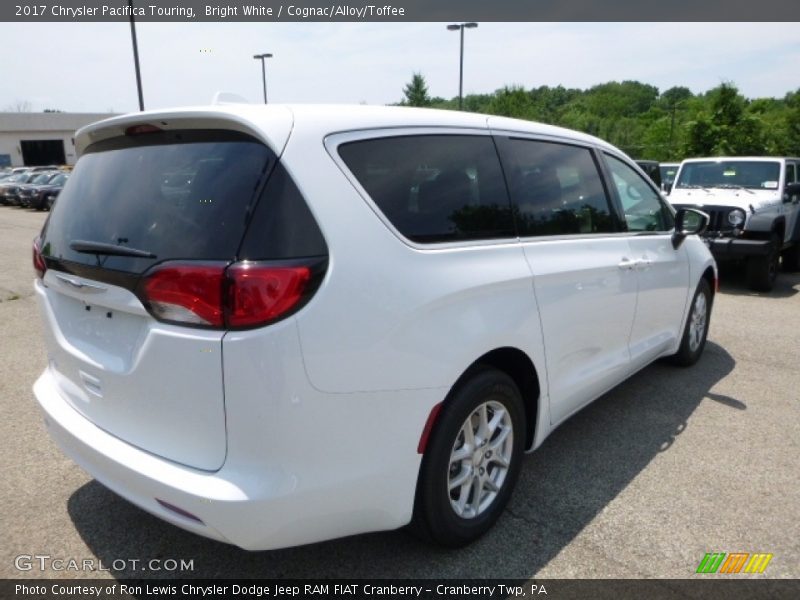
[2,0,798,22]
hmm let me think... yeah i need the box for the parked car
[19,172,68,210]
[659,162,680,194]
[0,171,41,205]
[42,188,64,210]
[15,171,61,208]
[33,105,716,551]
[669,156,800,291]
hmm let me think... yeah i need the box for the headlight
[728,209,746,227]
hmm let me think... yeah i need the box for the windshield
[32,173,55,184]
[659,165,679,185]
[675,160,781,190]
[49,173,67,186]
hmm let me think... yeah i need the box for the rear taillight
[142,263,226,327]
[33,238,47,279]
[226,263,311,328]
[138,260,320,329]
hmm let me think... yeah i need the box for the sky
[1,22,798,113]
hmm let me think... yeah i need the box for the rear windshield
[41,130,273,274]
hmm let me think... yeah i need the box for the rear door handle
[617,258,637,270]
[636,258,653,270]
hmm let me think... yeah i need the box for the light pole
[128,0,144,111]
[446,22,478,111]
[253,53,273,104]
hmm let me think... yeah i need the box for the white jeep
[669,157,800,291]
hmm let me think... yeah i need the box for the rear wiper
[70,240,156,259]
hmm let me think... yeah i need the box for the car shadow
[68,342,736,579]
[717,263,800,299]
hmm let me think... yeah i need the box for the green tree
[683,83,766,156]
[782,89,800,156]
[397,76,794,161]
[486,86,535,119]
[402,73,432,107]
[658,86,693,110]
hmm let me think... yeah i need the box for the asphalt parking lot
[1,206,798,581]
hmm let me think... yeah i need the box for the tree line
[400,74,800,160]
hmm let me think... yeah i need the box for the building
[0,112,118,167]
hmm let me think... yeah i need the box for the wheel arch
[420,347,541,454]
[773,216,786,242]
[701,265,716,304]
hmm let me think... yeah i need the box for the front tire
[670,278,712,367]
[411,368,525,547]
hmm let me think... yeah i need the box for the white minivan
[33,105,716,550]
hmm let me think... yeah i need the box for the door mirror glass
[675,208,708,235]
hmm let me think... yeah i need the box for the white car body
[33,105,717,550]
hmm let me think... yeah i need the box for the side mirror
[672,208,709,249]
[783,182,800,204]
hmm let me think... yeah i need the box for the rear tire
[670,278,712,367]
[746,235,780,292]
[411,368,525,547]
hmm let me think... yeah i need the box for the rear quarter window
[338,134,514,244]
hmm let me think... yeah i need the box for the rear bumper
[34,366,435,550]
[705,237,772,259]
[35,370,233,545]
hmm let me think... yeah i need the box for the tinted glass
[338,135,513,243]
[49,173,68,186]
[498,138,615,236]
[675,160,781,190]
[635,161,661,187]
[41,130,272,274]
[32,172,56,184]
[786,164,796,184]
[659,165,679,185]
[239,162,328,259]
[606,154,673,232]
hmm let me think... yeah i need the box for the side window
[605,154,674,232]
[497,138,616,237]
[786,163,796,184]
[338,135,513,243]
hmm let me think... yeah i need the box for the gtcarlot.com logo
[14,554,194,573]
[696,552,773,574]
